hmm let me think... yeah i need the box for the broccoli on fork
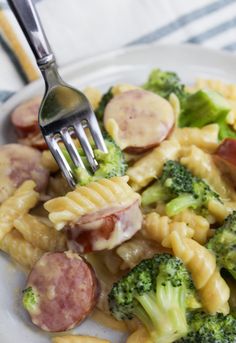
[141,160,221,217]
[207,211,236,280]
[109,254,199,343]
[63,135,127,185]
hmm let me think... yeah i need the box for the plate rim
[1,42,236,116]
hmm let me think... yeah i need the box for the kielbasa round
[67,199,143,253]
[11,97,41,137]
[11,97,47,150]
[104,89,175,153]
[0,144,49,203]
[23,251,99,332]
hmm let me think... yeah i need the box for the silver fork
[8,0,107,188]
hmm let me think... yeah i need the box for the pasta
[83,86,102,110]
[169,93,180,124]
[171,124,219,153]
[0,229,44,269]
[190,78,236,100]
[52,335,111,343]
[45,176,140,230]
[180,145,236,201]
[207,198,230,223]
[41,150,59,172]
[127,139,180,191]
[116,236,170,269]
[173,209,210,244]
[126,326,151,343]
[143,212,194,248]
[168,231,230,314]
[91,309,127,332]
[14,213,66,252]
[0,180,39,241]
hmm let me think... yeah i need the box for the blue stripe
[127,0,236,45]
[186,17,236,43]
[222,42,236,51]
[0,90,14,103]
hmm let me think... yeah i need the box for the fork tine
[73,121,98,172]
[60,128,85,169]
[45,134,76,188]
[87,112,108,153]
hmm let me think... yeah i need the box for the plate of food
[1,43,236,343]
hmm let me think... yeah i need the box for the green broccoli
[95,87,113,121]
[143,68,188,104]
[109,253,199,343]
[64,136,127,185]
[176,311,236,342]
[141,160,221,217]
[178,88,234,141]
[22,287,39,313]
[207,211,236,280]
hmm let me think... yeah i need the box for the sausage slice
[104,89,175,153]
[11,97,41,137]
[67,200,143,253]
[22,251,99,332]
[0,144,49,203]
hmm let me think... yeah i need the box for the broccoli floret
[64,136,127,185]
[109,253,198,343]
[143,69,187,104]
[176,311,236,342]
[178,88,234,141]
[95,87,113,121]
[207,211,236,280]
[22,287,39,313]
[141,160,221,217]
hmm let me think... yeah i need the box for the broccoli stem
[134,274,188,343]
[166,194,200,217]
[142,183,172,207]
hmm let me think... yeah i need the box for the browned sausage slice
[23,251,99,332]
[67,199,143,253]
[104,89,175,153]
[0,144,49,203]
[214,138,236,185]
[11,97,41,137]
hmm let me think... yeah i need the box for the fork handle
[7,0,55,68]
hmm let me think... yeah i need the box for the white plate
[0,43,236,343]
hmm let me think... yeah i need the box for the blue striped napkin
[0,0,236,101]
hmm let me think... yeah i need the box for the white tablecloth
[0,0,236,98]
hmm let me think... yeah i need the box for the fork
[8,0,107,188]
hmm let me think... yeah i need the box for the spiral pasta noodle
[0,180,39,241]
[190,78,236,100]
[171,124,219,153]
[168,231,230,314]
[143,212,194,248]
[173,209,210,244]
[180,145,236,201]
[14,214,66,252]
[45,176,140,230]
[127,139,180,191]
[0,229,44,269]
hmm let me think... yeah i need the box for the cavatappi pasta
[2,72,236,343]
